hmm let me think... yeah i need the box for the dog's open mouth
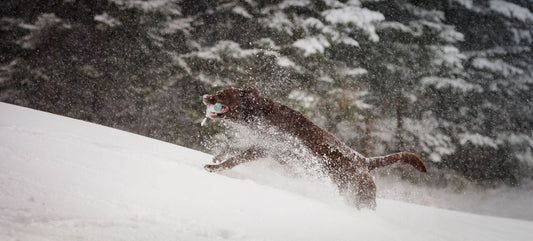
[205,103,229,119]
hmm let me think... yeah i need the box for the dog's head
[202,87,260,121]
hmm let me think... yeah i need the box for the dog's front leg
[204,147,265,172]
[211,147,241,164]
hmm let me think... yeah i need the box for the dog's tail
[366,152,426,172]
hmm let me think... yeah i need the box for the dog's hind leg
[336,172,377,209]
[355,172,377,209]
[204,147,265,172]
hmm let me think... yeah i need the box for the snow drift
[1,102,532,241]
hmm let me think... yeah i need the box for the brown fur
[203,87,426,209]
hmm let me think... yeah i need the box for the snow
[421,76,483,93]
[405,3,444,22]
[288,90,319,109]
[189,41,258,61]
[431,45,466,69]
[276,56,296,67]
[162,17,193,35]
[515,148,533,166]
[110,0,175,13]
[292,35,330,56]
[187,40,298,73]
[405,117,456,163]
[438,26,465,43]
[94,12,121,27]
[341,67,368,76]
[459,132,502,149]
[253,38,280,50]
[0,60,18,85]
[17,13,70,49]
[322,0,348,8]
[232,6,252,19]
[244,0,257,7]
[468,46,531,57]
[17,13,62,31]
[506,133,533,148]
[339,36,360,47]
[472,57,524,77]
[378,21,418,35]
[261,11,294,35]
[319,74,334,83]
[452,0,474,9]
[510,28,533,44]
[354,99,372,110]
[502,133,533,165]
[321,6,384,42]
[490,0,533,23]
[279,0,310,9]
[1,102,533,241]
[303,17,325,29]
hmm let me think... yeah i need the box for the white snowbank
[1,102,532,241]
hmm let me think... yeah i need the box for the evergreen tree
[438,0,533,183]
[362,0,465,162]
[1,0,532,183]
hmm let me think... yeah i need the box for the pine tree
[361,0,466,164]
[1,0,532,183]
[436,0,533,183]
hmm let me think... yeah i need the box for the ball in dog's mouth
[205,103,229,118]
[201,103,229,126]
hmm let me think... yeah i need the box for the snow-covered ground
[1,102,532,241]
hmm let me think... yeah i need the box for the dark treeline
[1,0,532,185]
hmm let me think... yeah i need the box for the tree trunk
[363,115,372,157]
[395,94,405,151]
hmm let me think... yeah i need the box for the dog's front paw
[204,164,222,172]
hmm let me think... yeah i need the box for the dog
[202,87,426,209]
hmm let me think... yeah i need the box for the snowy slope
[1,102,532,241]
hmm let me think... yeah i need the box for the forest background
[1,0,532,186]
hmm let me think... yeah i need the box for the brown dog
[202,87,426,209]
